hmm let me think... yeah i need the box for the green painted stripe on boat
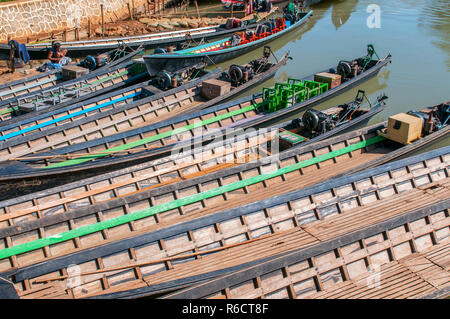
[0,134,385,260]
[82,70,129,88]
[42,104,258,169]
[0,106,18,116]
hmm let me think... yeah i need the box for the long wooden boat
[223,0,324,8]
[0,47,392,183]
[0,70,63,106]
[0,61,149,122]
[0,49,288,147]
[143,11,313,76]
[0,143,447,299]
[0,19,268,61]
[0,47,142,111]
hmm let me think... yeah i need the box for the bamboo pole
[8,41,15,74]
[127,3,133,20]
[194,0,200,19]
[101,4,105,37]
[88,19,91,38]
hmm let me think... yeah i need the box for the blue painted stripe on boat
[175,38,228,54]
[0,92,140,141]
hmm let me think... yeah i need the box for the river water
[199,0,449,149]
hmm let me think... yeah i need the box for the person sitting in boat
[230,33,242,46]
[256,0,272,12]
[47,42,71,65]
[283,2,298,24]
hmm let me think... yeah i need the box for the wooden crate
[314,72,341,89]
[385,113,423,145]
[201,79,231,99]
[61,65,89,80]
[278,129,306,151]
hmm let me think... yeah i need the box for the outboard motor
[155,71,173,90]
[79,55,96,70]
[226,18,241,29]
[337,61,352,79]
[228,64,252,85]
[79,54,107,70]
[303,109,333,134]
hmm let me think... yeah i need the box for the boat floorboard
[78,179,449,298]
[309,242,450,299]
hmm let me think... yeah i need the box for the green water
[204,0,449,148]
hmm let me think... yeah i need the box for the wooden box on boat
[61,65,89,80]
[386,113,422,145]
[141,84,163,96]
[314,72,341,89]
[278,128,306,150]
[201,79,231,99]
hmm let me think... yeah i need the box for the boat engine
[407,109,444,135]
[303,109,334,135]
[154,48,166,54]
[79,54,108,70]
[228,64,254,85]
[155,71,185,90]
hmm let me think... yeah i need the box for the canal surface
[204,0,449,148]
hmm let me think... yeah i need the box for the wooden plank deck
[2,148,447,299]
[160,198,449,299]
[309,242,450,299]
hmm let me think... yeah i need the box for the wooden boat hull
[0,70,62,105]
[0,131,447,299]
[0,49,144,121]
[0,61,148,122]
[143,12,312,76]
[0,24,265,60]
[0,48,140,100]
[0,51,288,150]
[0,51,392,183]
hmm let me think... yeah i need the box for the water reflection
[419,0,450,70]
[331,0,359,30]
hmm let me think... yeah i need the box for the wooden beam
[101,4,105,37]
